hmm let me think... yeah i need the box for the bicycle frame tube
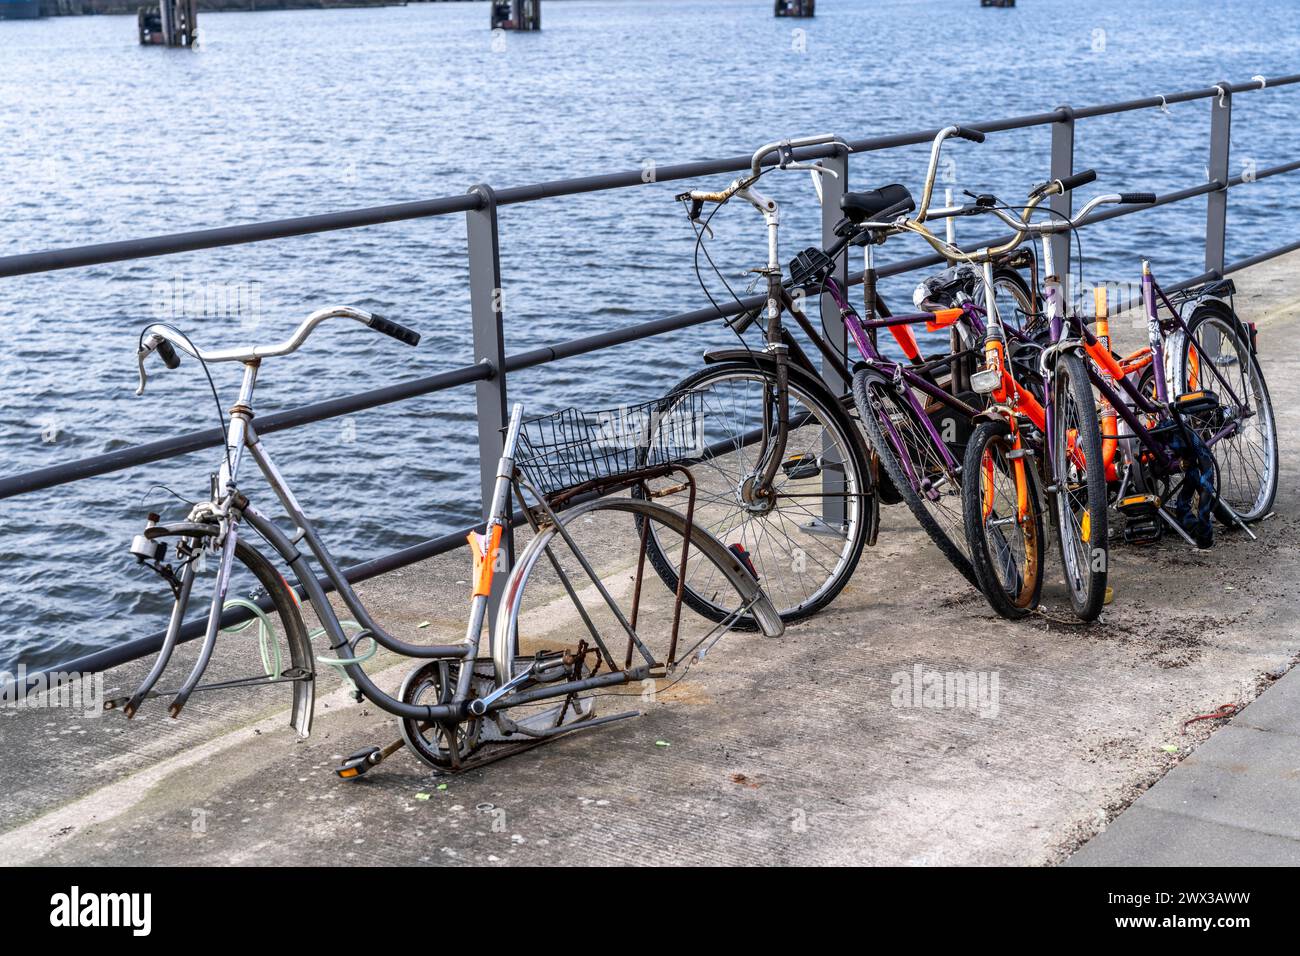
[820,276,973,474]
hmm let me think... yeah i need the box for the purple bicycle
[640,128,1026,622]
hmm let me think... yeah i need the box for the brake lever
[135,347,150,396]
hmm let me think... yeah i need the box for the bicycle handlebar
[679,133,845,213]
[135,307,420,395]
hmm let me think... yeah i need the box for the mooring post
[818,145,849,532]
[774,0,815,15]
[1206,83,1232,278]
[491,0,540,31]
[466,184,512,614]
[1048,105,1074,310]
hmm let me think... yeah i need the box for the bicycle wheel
[1050,351,1109,621]
[126,533,315,734]
[636,362,872,627]
[852,366,977,587]
[1172,304,1278,524]
[495,495,781,676]
[962,420,1045,618]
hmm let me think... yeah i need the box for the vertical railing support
[466,184,512,614]
[1048,106,1075,309]
[818,146,849,532]
[1206,83,1233,278]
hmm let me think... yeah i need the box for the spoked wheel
[962,420,1045,618]
[1173,305,1278,525]
[1050,351,1109,621]
[399,661,486,771]
[636,362,873,626]
[852,367,977,587]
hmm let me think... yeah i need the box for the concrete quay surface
[2,252,1300,867]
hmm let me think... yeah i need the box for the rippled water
[2,0,1298,671]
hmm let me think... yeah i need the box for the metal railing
[4,72,1300,690]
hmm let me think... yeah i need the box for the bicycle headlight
[970,367,1002,395]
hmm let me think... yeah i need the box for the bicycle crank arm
[468,665,535,716]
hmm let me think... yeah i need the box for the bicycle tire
[1172,303,1278,524]
[1050,351,1109,621]
[635,361,873,627]
[962,419,1045,619]
[852,366,977,588]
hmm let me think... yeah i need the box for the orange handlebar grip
[468,524,504,598]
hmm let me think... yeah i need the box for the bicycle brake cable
[139,323,234,480]
[688,166,779,369]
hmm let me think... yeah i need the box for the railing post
[1206,83,1233,278]
[1049,106,1075,308]
[466,184,512,608]
[819,145,849,531]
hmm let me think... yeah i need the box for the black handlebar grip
[1119,192,1157,204]
[156,339,181,369]
[1057,169,1098,192]
[368,314,421,347]
[954,127,986,143]
[728,308,759,335]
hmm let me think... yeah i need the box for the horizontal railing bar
[3,523,473,700]
[0,360,492,500]
[0,193,483,279]
[6,161,1297,503]
[1224,238,1300,275]
[2,75,1297,280]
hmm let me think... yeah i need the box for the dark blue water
[2,0,1298,671]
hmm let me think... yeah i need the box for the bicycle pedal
[335,746,383,780]
[1174,390,1220,416]
[1117,493,1162,518]
[781,453,821,480]
[1123,517,1163,545]
[728,543,759,581]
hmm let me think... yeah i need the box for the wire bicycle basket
[515,392,708,497]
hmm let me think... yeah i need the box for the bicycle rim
[962,420,1043,617]
[640,365,870,624]
[1178,310,1278,522]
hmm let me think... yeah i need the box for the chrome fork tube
[169,524,239,717]
[123,553,197,718]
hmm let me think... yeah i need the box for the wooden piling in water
[138,0,196,46]
[491,0,539,31]
[774,0,814,16]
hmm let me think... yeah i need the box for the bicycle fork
[125,363,258,720]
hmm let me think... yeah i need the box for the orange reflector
[469,524,504,598]
[338,767,359,778]
[1178,391,1206,403]
[1080,511,1091,543]
[925,308,962,332]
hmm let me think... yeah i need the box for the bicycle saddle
[841,184,915,223]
